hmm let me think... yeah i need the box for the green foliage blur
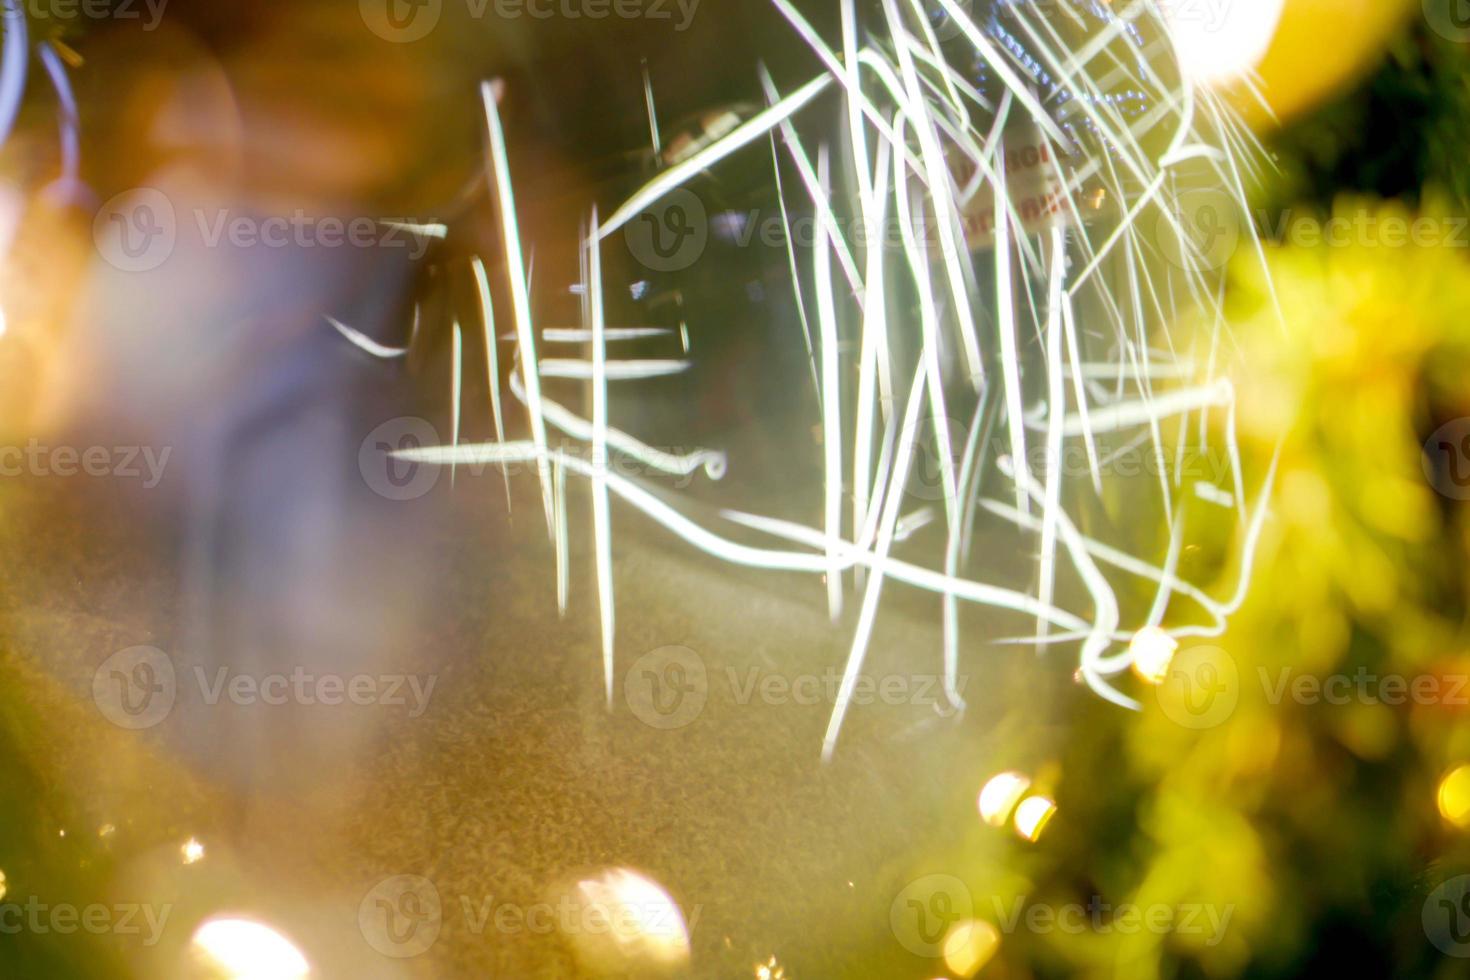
[966,18,1470,980]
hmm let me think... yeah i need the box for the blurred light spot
[1130,626,1179,685]
[571,868,690,968]
[977,772,1031,828]
[181,837,206,865]
[0,868,7,901]
[1336,703,1396,761]
[755,954,786,979]
[0,304,8,340]
[1164,0,1285,87]
[942,918,999,977]
[1439,765,1470,827]
[1013,796,1057,842]
[190,917,311,979]
[98,824,116,839]
[711,211,749,244]
[1226,717,1282,776]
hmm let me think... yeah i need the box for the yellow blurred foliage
[1232,0,1418,127]
[1073,195,1470,976]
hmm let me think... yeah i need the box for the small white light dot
[1130,626,1180,685]
[1164,0,1286,87]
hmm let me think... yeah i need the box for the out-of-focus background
[2,1,1470,977]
